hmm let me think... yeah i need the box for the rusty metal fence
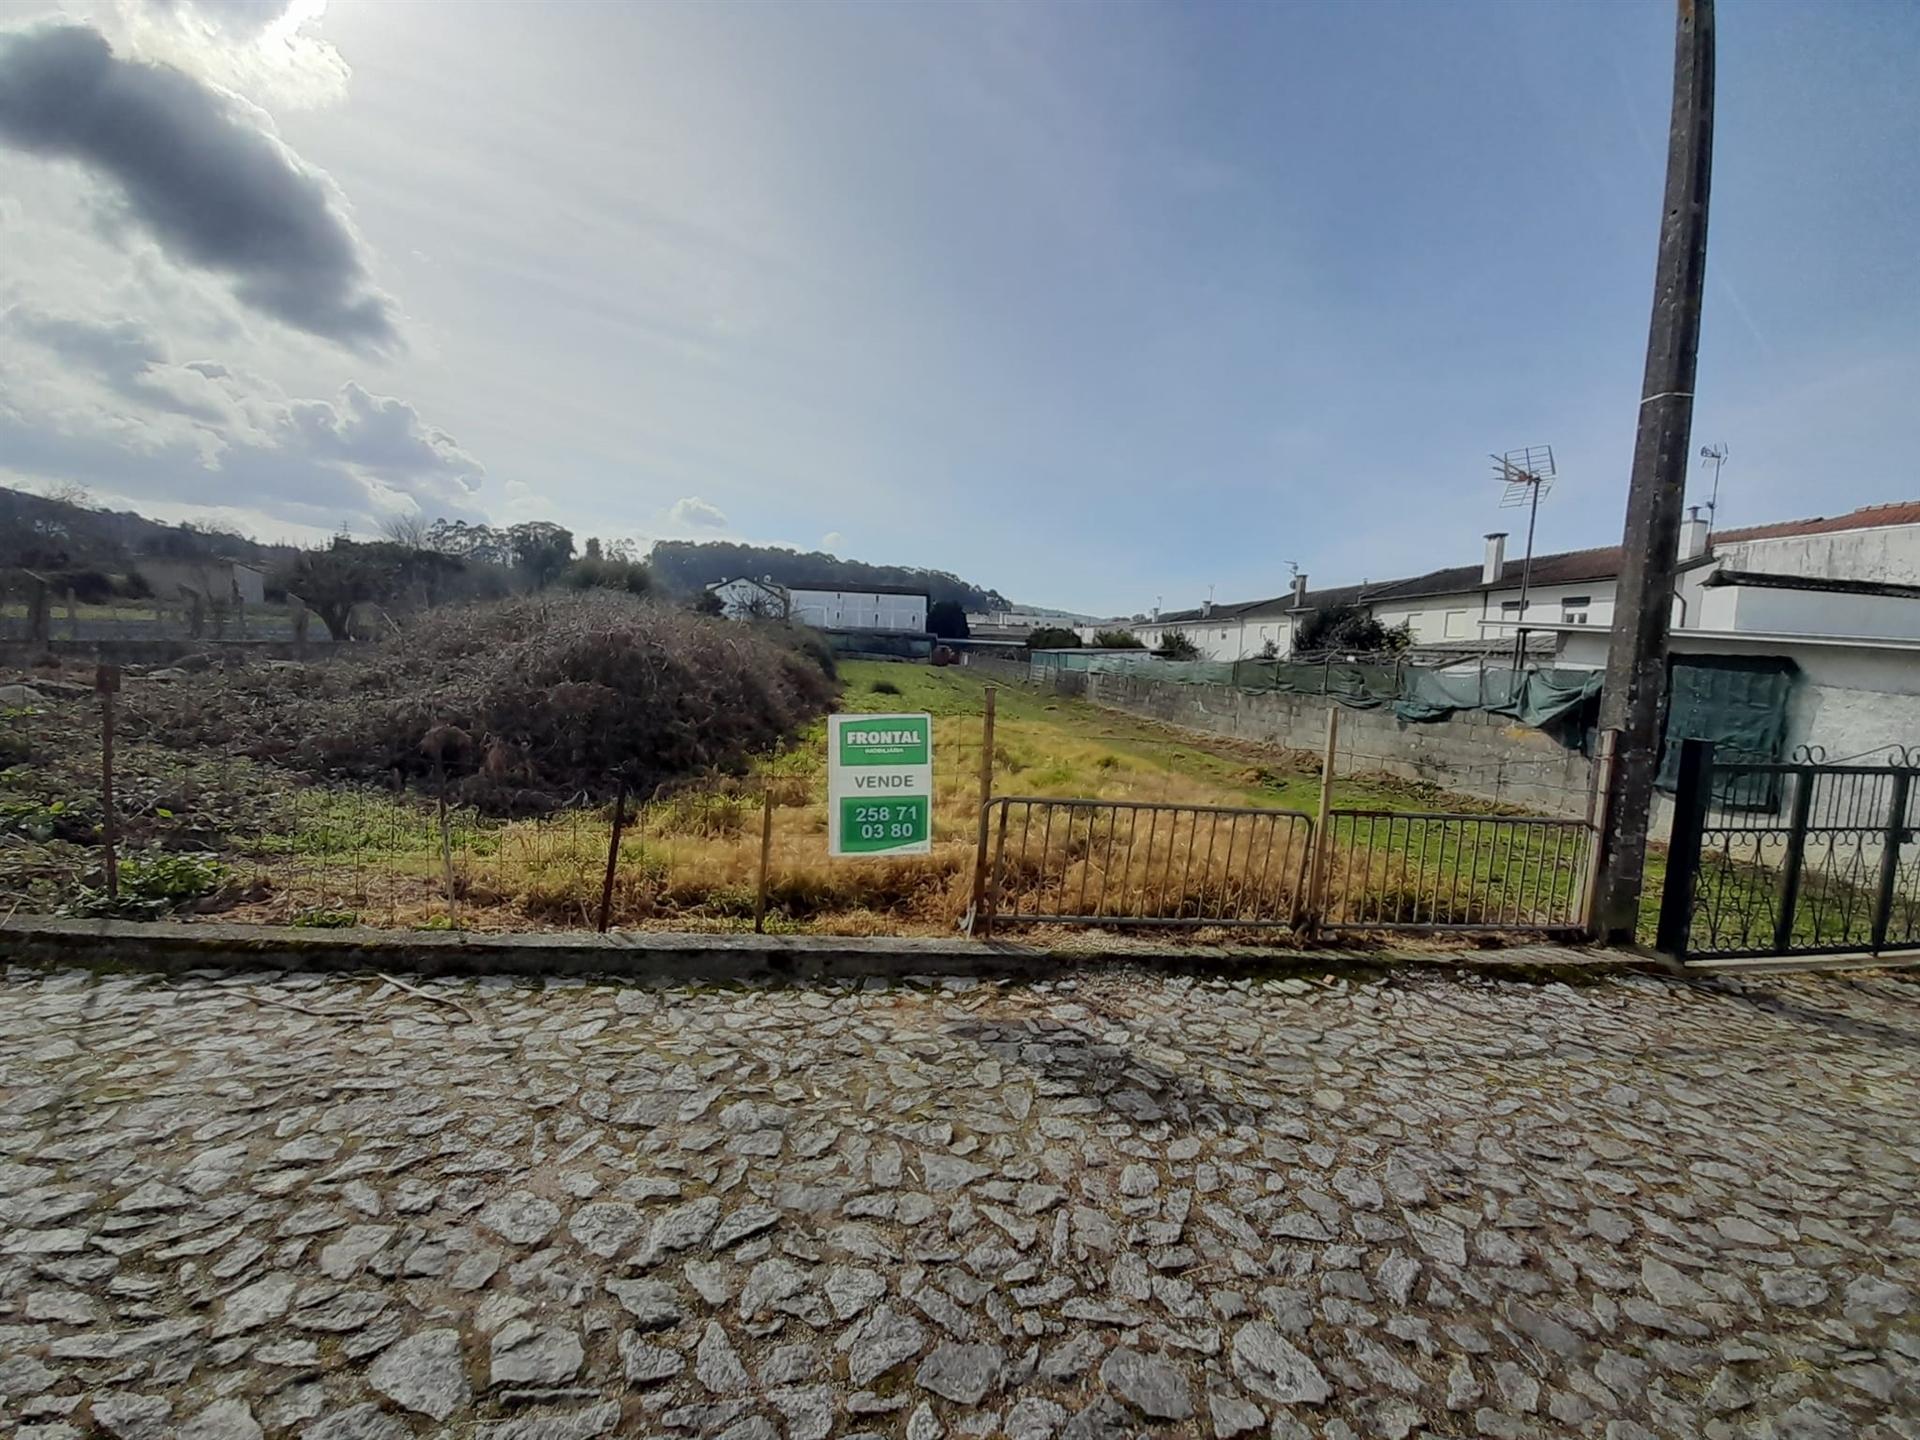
[978,796,1313,932]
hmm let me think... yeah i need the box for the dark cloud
[0,24,396,349]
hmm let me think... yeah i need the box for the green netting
[1029,649,1789,766]
[1657,654,1798,804]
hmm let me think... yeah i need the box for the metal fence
[1660,740,1920,960]
[6,654,1614,944]
[978,797,1313,932]
[1320,811,1595,932]
[1315,720,1604,935]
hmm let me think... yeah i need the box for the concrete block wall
[957,653,1597,818]
[1079,671,1596,819]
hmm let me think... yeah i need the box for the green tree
[1091,629,1144,649]
[1294,603,1409,656]
[278,543,393,641]
[1026,626,1082,650]
[562,556,653,596]
[508,522,575,588]
[1154,631,1202,660]
[927,600,970,639]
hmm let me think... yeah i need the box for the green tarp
[1022,649,1796,765]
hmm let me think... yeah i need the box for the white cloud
[820,531,844,552]
[667,495,727,530]
[103,0,353,109]
[0,303,483,532]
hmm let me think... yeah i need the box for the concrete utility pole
[1594,0,1716,942]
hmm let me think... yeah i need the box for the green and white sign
[828,712,933,856]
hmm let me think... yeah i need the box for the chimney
[1150,604,1160,624]
[1679,505,1710,560]
[1201,598,1213,619]
[1291,573,1308,608]
[1483,532,1507,585]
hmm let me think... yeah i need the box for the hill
[0,485,293,572]
[648,540,1010,612]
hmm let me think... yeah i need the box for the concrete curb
[0,914,1673,986]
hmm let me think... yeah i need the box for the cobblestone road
[2,963,1917,1440]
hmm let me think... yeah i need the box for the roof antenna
[1493,444,1557,671]
[1698,443,1728,536]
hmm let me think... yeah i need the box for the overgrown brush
[125,594,836,813]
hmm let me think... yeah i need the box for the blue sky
[2,1,1915,613]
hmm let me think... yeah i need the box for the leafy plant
[60,850,228,919]
[869,678,902,696]
[291,907,359,928]
[1091,629,1144,649]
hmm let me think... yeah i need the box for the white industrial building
[707,577,928,632]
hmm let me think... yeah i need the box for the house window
[1499,600,1524,618]
[1443,610,1469,638]
[1561,595,1592,624]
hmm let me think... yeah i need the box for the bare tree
[381,513,430,549]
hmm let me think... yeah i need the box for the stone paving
[1,962,1917,1440]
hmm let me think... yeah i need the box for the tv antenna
[1493,445,1556,670]
[1698,443,1728,533]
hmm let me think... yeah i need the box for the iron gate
[1658,739,1920,960]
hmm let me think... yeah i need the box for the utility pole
[1594,0,1715,942]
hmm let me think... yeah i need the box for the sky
[0,0,1915,615]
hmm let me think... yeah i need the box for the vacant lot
[2,962,1914,1438]
[3,652,1624,937]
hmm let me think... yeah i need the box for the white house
[708,577,789,620]
[1095,498,1920,664]
[707,578,929,632]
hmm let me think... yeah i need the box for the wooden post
[1594,0,1716,940]
[1304,707,1340,933]
[291,599,310,657]
[752,788,774,934]
[97,664,121,900]
[28,577,50,644]
[969,688,998,937]
[598,779,628,934]
[435,762,456,923]
[1578,729,1620,934]
[189,590,205,639]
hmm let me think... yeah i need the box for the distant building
[133,557,265,607]
[707,578,929,632]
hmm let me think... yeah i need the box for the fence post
[1772,762,1816,954]
[189,591,205,639]
[752,786,774,934]
[29,577,51,644]
[969,687,997,937]
[1579,729,1620,935]
[1654,737,1714,957]
[97,664,120,901]
[291,599,310,657]
[1871,769,1911,954]
[598,779,629,934]
[1304,707,1340,933]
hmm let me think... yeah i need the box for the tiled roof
[1712,501,1920,544]
[1140,499,1920,625]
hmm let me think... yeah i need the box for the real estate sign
[827,712,933,856]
